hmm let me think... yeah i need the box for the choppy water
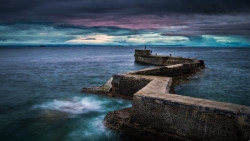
[0,47,249,141]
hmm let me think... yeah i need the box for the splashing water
[33,96,103,114]
[30,95,132,140]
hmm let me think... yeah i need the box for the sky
[0,0,250,46]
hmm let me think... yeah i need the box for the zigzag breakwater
[82,49,250,141]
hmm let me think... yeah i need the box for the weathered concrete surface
[134,49,151,56]
[135,55,193,66]
[108,60,201,98]
[105,72,250,140]
[131,63,200,77]
[84,49,250,140]
[134,49,205,68]
[111,74,152,97]
[82,50,203,96]
[104,107,188,141]
[132,92,250,140]
[111,74,175,97]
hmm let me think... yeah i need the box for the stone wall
[134,49,151,56]
[111,74,152,97]
[134,49,204,67]
[131,63,200,77]
[85,49,250,140]
[110,62,200,98]
[105,67,250,140]
[129,72,250,141]
[110,58,202,98]
[135,55,195,65]
[132,94,250,140]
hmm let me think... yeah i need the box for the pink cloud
[66,15,187,30]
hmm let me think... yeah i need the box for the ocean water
[0,47,249,141]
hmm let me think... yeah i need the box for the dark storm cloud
[1,0,250,46]
[160,22,250,37]
[0,22,149,45]
[53,24,143,36]
[0,0,250,22]
[0,22,142,36]
[0,22,77,44]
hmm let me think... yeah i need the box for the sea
[0,46,249,141]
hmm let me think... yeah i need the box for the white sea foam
[68,115,112,140]
[34,96,102,114]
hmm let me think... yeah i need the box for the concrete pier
[83,49,250,141]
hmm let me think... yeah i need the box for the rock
[82,77,113,94]
[104,107,132,130]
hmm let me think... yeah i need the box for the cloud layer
[0,0,250,46]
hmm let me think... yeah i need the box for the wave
[33,96,102,114]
